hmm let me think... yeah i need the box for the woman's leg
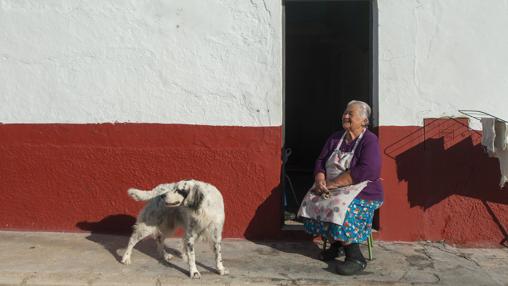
[335,242,367,275]
[320,239,344,261]
[333,199,381,275]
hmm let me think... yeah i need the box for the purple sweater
[314,129,384,201]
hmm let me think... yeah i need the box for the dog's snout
[165,201,181,207]
[160,194,166,199]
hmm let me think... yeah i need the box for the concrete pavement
[0,231,507,285]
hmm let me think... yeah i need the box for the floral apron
[298,129,369,225]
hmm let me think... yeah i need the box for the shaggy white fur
[121,179,228,279]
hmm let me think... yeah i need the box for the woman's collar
[345,127,366,141]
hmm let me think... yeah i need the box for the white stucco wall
[379,0,508,128]
[4,0,506,128]
[0,0,282,126]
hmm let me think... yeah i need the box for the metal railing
[458,110,508,124]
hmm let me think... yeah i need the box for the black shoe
[335,258,367,275]
[319,242,344,261]
[335,243,366,275]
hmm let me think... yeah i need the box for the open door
[282,0,378,228]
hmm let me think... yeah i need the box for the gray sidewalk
[0,231,507,286]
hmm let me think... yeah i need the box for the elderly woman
[297,100,383,275]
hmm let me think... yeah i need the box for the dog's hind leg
[183,232,200,279]
[211,225,228,275]
[155,230,175,263]
[121,223,155,265]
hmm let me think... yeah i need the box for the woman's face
[342,104,366,131]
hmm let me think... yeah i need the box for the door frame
[280,0,379,227]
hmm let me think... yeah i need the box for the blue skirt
[303,198,382,243]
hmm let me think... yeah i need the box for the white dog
[121,179,228,279]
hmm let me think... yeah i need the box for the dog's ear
[183,184,204,210]
[176,188,189,198]
[175,180,190,198]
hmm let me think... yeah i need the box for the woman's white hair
[347,100,371,126]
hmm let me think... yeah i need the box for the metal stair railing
[458,110,508,124]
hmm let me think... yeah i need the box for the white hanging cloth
[480,118,508,188]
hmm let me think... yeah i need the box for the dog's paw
[189,270,201,279]
[121,256,131,265]
[163,253,174,262]
[218,267,229,276]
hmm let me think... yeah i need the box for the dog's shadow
[76,214,217,276]
[77,214,162,261]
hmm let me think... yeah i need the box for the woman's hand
[312,172,329,195]
[312,172,330,195]
[314,179,328,194]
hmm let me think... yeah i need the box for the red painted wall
[0,124,284,239]
[378,119,508,247]
[2,120,508,245]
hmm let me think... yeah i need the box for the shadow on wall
[243,184,322,264]
[244,183,313,241]
[385,118,508,245]
[76,214,135,235]
[75,187,309,246]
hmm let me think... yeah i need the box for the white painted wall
[0,0,282,126]
[4,0,506,128]
[379,0,508,128]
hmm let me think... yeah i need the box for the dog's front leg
[121,223,153,264]
[184,233,200,279]
[211,229,228,275]
[213,240,228,275]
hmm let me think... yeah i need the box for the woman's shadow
[243,186,358,275]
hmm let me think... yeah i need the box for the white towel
[481,118,496,155]
[480,118,508,188]
[494,121,508,188]
[494,120,508,151]
[495,149,508,188]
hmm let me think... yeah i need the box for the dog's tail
[127,188,155,201]
[127,183,176,201]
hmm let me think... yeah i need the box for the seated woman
[298,100,383,275]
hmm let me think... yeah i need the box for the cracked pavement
[0,231,507,285]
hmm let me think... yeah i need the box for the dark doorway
[282,0,377,226]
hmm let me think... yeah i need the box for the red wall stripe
[378,119,508,247]
[0,124,290,239]
[2,121,508,246]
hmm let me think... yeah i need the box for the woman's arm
[326,171,353,189]
[349,134,382,183]
[313,132,341,177]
